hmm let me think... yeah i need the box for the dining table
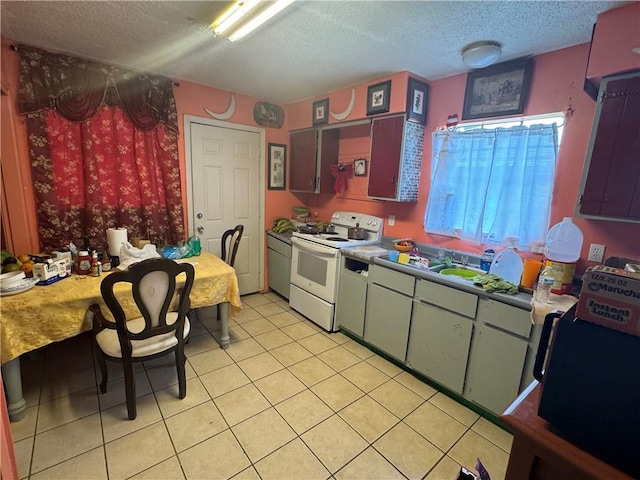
[0,252,242,422]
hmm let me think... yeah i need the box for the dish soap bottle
[489,246,524,285]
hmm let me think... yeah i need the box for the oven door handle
[292,238,340,257]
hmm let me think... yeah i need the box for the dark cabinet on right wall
[368,115,425,202]
[577,71,640,222]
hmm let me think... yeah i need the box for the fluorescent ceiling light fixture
[461,41,502,69]
[211,0,261,36]
[229,0,295,41]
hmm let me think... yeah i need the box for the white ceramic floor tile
[36,387,99,433]
[334,446,405,480]
[165,401,228,452]
[339,396,399,443]
[187,347,234,376]
[10,405,37,442]
[31,413,103,475]
[12,436,33,480]
[254,438,330,480]
[232,408,297,462]
[311,374,364,411]
[237,352,285,381]
[129,456,185,479]
[429,392,480,427]
[275,390,334,435]
[225,338,267,362]
[214,384,271,426]
[448,430,510,480]
[373,422,444,479]
[101,393,163,443]
[404,402,467,452]
[301,415,368,473]
[471,417,514,453]
[341,361,389,392]
[254,369,307,405]
[179,430,250,479]
[369,379,424,418]
[30,446,106,480]
[105,422,175,480]
[198,363,251,399]
[154,377,210,419]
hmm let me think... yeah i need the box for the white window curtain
[424,124,558,250]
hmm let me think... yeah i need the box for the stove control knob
[372,220,377,226]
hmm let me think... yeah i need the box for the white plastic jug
[489,246,524,285]
[544,217,584,262]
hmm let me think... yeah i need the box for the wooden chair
[89,257,194,420]
[221,224,244,267]
[216,225,243,320]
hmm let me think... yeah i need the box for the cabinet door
[579,73,640,219]
[464,324,528,415]
[364,283,412,361]
[368,116,404,198]
[267,247,291,299]
[290,129,318,192]
[317,128,340,194]
[336,270,367,337]
[407,301,474,394]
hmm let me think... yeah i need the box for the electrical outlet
[588,243,605,263]
[388,215,395,226]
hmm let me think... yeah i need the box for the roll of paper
[107,228,128,256]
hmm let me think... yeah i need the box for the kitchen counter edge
[266,230,293,245]
[341,248,533,311]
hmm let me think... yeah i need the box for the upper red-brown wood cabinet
[289,128,339,193]
[586,3,640,86]
[576,71,640,222]
[368,115,425,201]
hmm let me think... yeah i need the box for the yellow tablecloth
[0,252,241,364]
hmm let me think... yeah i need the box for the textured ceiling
[0,1,630,104]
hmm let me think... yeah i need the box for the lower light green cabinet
[364,265,415,362]
[267,233,291,299]
[464,323,528,414]
[407,301,474,394]
[336,268,367,337]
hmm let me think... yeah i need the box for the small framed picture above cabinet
[406,78,429,125]
[312,98,329,126]
[354,158,367,176]
[367,80,391,116]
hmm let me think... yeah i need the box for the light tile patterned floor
[10,293,513,480]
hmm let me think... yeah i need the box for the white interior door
[188,120,262,295]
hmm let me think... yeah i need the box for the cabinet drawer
[267,235,291,257]
[369,264,415,296]
[415,280,478,318]
[477,298,532,338]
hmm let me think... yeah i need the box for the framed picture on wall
[312,98,329,126]
[406,78,429,125]
[268,143,286,190]
[366,80,391,116]
[353,158,367,176]
[462,57,534,120]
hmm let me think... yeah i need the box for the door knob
[197,226,204,234]
[196,212,203,219]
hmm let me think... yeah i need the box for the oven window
[297,251,328,287]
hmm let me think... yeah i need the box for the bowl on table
[394,241,415,252]
[0,270,26,289]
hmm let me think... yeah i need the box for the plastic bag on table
[159,236,201,260]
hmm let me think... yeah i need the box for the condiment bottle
[101,251,112,272]
[77,250,91,275]
[90,251,100,277]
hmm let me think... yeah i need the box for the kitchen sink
[429,264,486,279]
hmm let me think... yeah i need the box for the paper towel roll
[107,228,128,256]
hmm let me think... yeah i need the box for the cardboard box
[577,265,640,337]
[33,259,71,285]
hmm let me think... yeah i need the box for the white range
[289,212,384,332]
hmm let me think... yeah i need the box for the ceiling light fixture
[211,0,261,36]
[461,41,502,69]
[229,0,295,41]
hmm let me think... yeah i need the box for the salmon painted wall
[286,44,640,274]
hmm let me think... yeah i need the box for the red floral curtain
[17,45,185,251]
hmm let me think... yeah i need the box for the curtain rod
[9,44,180,87]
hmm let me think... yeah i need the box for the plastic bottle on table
[535,265,555,303]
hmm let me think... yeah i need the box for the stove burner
[326,237,349,242]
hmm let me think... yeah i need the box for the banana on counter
[272,217,296,233]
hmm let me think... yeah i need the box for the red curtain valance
[17,45,178,133]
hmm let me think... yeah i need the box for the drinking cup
[521,259,543,289]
